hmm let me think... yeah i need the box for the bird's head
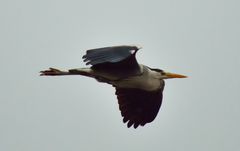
[150,68,187,79]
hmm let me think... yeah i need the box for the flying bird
[40,45,187,128]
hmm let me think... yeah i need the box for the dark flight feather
[115,87,164,128]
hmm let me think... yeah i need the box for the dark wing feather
[82,45,141,77]
[83,45,137,65]
[115,88,164,128]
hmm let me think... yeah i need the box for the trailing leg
[40,67,93,77]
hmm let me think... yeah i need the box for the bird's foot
[40,68,66,76]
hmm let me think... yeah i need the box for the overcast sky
[1,0,240,151]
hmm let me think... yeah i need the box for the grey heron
[40,45,187,128]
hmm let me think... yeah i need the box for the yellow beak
[165,72,187,79]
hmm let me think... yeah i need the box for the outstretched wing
[82,45,141,77]
[115,87,164,128]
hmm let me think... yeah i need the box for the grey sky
[0,0,240,150]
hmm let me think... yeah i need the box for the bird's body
[40,45,186,128]
[70,64,164,91]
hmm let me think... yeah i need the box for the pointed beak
[164,72,187,79]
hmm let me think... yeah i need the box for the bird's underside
[40,45,186,128]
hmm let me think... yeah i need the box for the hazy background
[1,0,240,150]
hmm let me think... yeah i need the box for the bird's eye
[161,72,165,75]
